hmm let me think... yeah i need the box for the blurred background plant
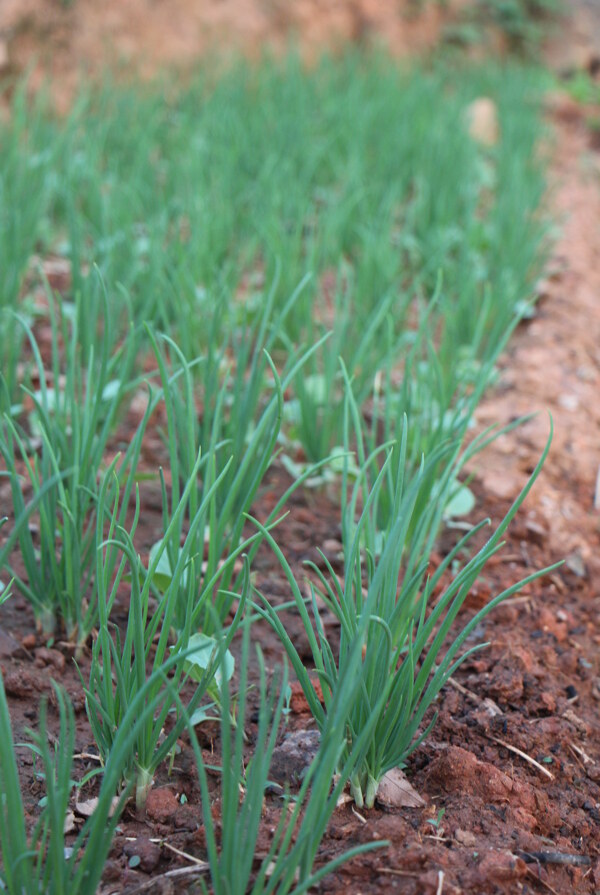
[443,0,563,54]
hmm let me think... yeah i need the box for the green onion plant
[0,290,143,645]
[0,85,59,410]
[0,672,169,895]
[253,421,558,808]
[83,453,253,810]
[188,622,386,894]
[288,281,405,463]
[8,58,546,366]
[147,317,329,635]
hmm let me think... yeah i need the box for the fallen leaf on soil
[565,551,587,578]
[63,810,76,833]
[75,796,119,817]
[376,768,426,809]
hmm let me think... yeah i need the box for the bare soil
[2,2,600,894]
[0,0,468,113]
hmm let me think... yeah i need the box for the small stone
[0,629,21,659]
[475,849,527,883]
[34,647,66,673]
[123,837,161,873]
[558,393,579,411]
[269,729,320,786]
[455,828,477,847]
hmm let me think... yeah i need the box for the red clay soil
[2,4,600,895]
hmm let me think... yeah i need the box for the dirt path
[474,104,600,577]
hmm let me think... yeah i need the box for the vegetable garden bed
[1,36,600,895]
